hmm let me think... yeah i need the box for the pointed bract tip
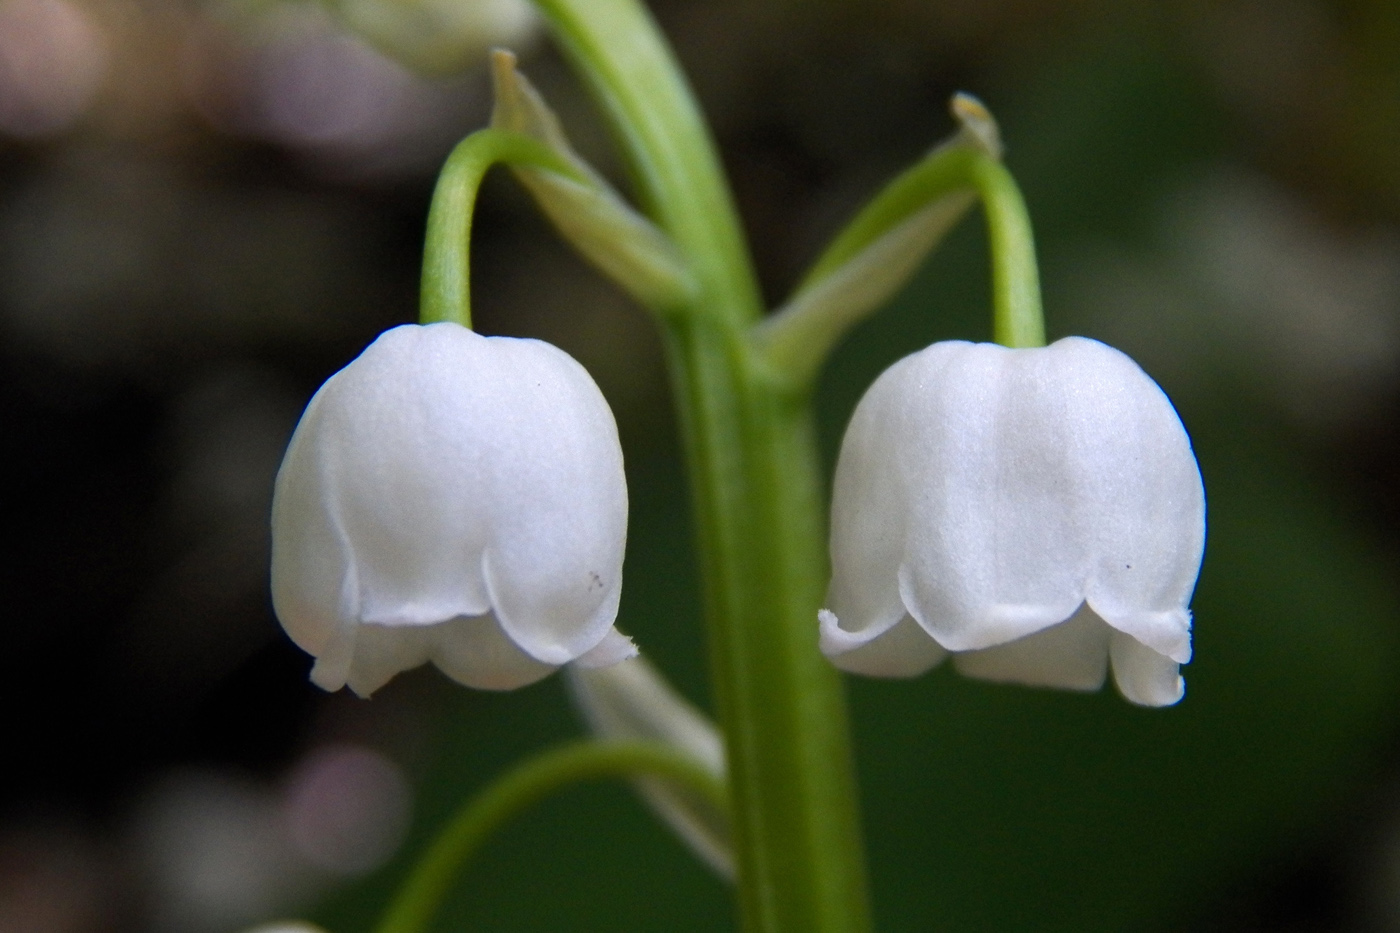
[950,92,1003,160]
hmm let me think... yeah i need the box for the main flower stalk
[531,1,873,930]
[663,314,872,933]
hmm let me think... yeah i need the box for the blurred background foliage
[0,0,1397,930]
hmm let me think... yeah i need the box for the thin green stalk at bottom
[374,739,729,933]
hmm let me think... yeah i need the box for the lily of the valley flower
[271,322,633,697]
[819,336,1205,706]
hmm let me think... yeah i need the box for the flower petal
[429,614,556,691]
[342,623,434,697]
[270,391,357,658]
[469,336,628,666]
[1109,629,1185,706]
[952,603,1111,690]
[1051,337,1203,663]
[308,617,356,693]
[823,345,917,641]
[819,610,948,677]
[573,628,639,669]
[889,341,1087,650]
[274,323,499,637]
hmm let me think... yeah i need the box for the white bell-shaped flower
[271,322,634,697]
[819,336,1204,706]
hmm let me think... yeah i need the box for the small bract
[271,322,633,697]
[819,337,1205,706]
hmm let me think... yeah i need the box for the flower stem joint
[819,336,1205,707]
[270,322,634,697]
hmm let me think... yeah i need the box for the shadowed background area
[1,0,1398,930]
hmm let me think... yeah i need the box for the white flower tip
[309,657,348,694]
[1110,630,1186,706]
[573,628,638,669]
[307,625,355,694]
[819,610,947,678]
[1089,600,1194,664]
[1119,671,1186,707]
[816,609,845,651]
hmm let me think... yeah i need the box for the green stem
[529,2,873,931]
[530,0,763,327]
[759,148,1044,384]
[797,150,980,293]
[662,319,873,933]
[374,740,728,933]
[971,156,1044,349]
[419,128,584,328]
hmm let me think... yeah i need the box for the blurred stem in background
[374,740,728,933]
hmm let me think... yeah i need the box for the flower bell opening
[819,336,1205,707]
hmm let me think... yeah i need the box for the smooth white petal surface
[271,322,629,695]
[1109,630,1185,706]
[821,337,1203,706]
[1052,337,1202,663]
[819,611,947,678]
[340,622,436,697]
[429,614,558,691]
[951,604,1110,691]
[823,348,940,653]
